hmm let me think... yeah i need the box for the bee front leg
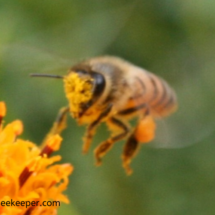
[94,117,129,166]
[82,104,113,154]
[122,114,156,175]
[42,106,69,146]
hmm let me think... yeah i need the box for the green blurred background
[1,0,215,214]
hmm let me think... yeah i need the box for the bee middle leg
[94,117,129,166]
[82,104,112,154]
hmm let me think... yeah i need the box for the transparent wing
[127,65,215,149]
[1,3,136,75]
[148,69,215,148]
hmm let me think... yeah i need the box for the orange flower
[0,102,73,215]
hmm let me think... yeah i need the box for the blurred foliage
[1,0,215,215]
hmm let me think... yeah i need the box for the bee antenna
[30,73,64,79]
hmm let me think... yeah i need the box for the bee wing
[145,118,171,148]
[150,116,215,149]
[1,3,136,75]
[128,67,215,149]
[2,43,72,74]
[147,73,215,149]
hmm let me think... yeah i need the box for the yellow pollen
[0,102,6,117]
[11,120,23,136]
[45,134,62,151]
[64,72,93,115]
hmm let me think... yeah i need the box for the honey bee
[31,56,177,175]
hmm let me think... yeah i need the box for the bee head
[64,70,105,118]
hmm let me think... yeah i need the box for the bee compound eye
[92,72,106,97]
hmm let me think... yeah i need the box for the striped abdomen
[120,68,177,118]
[136,69,177,117]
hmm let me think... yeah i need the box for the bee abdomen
[147,73,177,117]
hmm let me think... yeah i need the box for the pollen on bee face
[64,72,93,116]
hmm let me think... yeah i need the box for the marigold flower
[0,101,73,215]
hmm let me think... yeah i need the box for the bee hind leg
[122,134,140,175]
[94,117,129,166]
[122,114,156,175]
